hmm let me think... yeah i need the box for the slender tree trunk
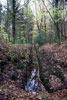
[0,3,2,35]
[43,16,47,43]
[35,2,41,40]
[0,9,1,33]
[64,21,67,40]
[42,0,60,45]
[54,0,60,45]
[0,9,1,25]
[60,21,64,42]
[12,0,16,44]
[8,31,11,42]
[0,3,2,26]
[7,0,11,42]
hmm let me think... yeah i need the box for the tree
[53,0,60,45]
[6,0,11,42]
[24,7,34,44]
[42,0,61,45]
[0,2,2,31]
[34,0,46,46]
[6,0,20,43]
[12,0,16,43]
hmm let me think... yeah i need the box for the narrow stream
[25,69,41,94]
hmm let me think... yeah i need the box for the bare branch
[42,0,55,23]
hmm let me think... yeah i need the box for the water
[25,69,41,94]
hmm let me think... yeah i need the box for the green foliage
[13,46,17,50]
[34,33,46,46]
[3,33,8,40]
[40,93,44,99]
[51,7,62,22]
[9,53,15,63]
[9,41,14,45]
[1,0,67,45]
[15,6,34,44]
[37,11,48,19]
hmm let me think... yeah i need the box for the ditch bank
[0,43,67,100]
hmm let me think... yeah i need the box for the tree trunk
[12,0,16,44]
[0,3,2,26]
[7,0,11,42]
[54,0,60,45]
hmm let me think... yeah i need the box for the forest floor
[0,42,67,100]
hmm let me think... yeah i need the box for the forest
[0,0,67,100]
